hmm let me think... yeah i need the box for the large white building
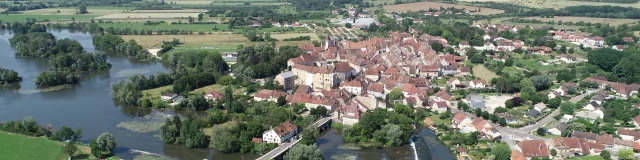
[262,121,299,144]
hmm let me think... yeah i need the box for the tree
[310,106,328,117]
[345,23,352,28]
[481,111,490,119]
[284,144,323,160]
[587,48,625,72]
[505,58,514,66]
[550,149,557,157]
[548,97,561,109]
[78,3,88,14]
[601,150,611,160]
[300,128,319,145]
[555,69,576,83]
[475,108,482,117]
[537,128,546,136]
[617,148,635,160]
[389,88,403,103]
[466,131,479,145]
[470,53,485,63]
[62,142,78,159]
[277,96,286,106]
[505,99,514,108]
[560,102,575,115]
[492,144,511,160]
[96,133,117,155]
[431,42,444,52]
[499,118,507,127]
[73,129,82,142]
[530,76,551,91]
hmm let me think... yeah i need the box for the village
[136,4,640,159]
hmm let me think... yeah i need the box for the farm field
[0,131,72,160]
[383,2,504,15]
[96,13,202,19]
[456,0,640,9]
[121,34,314,52]
[521,16,639,26]
[270,33,320,41]
[98,23,308,33]
[0,14,97,22]
[496,21,582,30]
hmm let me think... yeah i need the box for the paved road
[256,117,332,160]
[495,89,600,147]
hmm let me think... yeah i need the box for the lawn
[472,65,498,82]
[189,84,245,95]
[121,34,314,52]
[142,85,173,98]
[0,132,67,160]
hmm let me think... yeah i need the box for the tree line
[233,45,302,80]
[111,72,174,106]
[0,68,22,85]
[92,34,153,59]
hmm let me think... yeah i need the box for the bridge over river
[257,117,332,160]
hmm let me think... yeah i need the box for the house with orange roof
[253,90,287,102]
[262,121,298,143]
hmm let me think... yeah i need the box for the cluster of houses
[511,128,640,160]
[450,113,502,140]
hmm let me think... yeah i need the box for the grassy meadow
[0,131,96,160]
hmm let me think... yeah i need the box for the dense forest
[92,34,153,59]
[587,48,640,84]
[233,45,302,80]
[0,68,22,84]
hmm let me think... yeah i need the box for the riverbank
[0,131,102,160]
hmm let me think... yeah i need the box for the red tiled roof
[272,121,298,137]
[516,140,550,158]
[254,90,287,100]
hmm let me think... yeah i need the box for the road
[494,88,600,147]
[256,117,332,160]
[257,136,302,160]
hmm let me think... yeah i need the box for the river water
[0,29,454,160]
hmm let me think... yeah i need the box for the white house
[483,34,491,41]
[534,102,547,112]
[468,80,487,89]
[339,80,364,95]
[161,93,178,102]
[483,42,495,51]
[452,113,472,129]
[262,121,299,144]
[204,91,224,101]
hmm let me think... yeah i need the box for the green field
[0,132,66,160]
[0,14,97,22]
[98,23,308,33]
[142,85,173,98]
[472,65,498,82]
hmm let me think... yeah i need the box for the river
[0,29,454,160]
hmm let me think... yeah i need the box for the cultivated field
[21,8,124,15]
[456,0,640,9]
[96,13,202,19]
[0,14,97,22]
[383,2,504,15]
[270,33,320,41]
[121,34,314,52]
[521,16,639,26]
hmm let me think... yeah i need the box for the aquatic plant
[330,153,356,160]
[117,112,171,133]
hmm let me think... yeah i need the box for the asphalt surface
[257,117,332,160]
[495,89,600,147]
